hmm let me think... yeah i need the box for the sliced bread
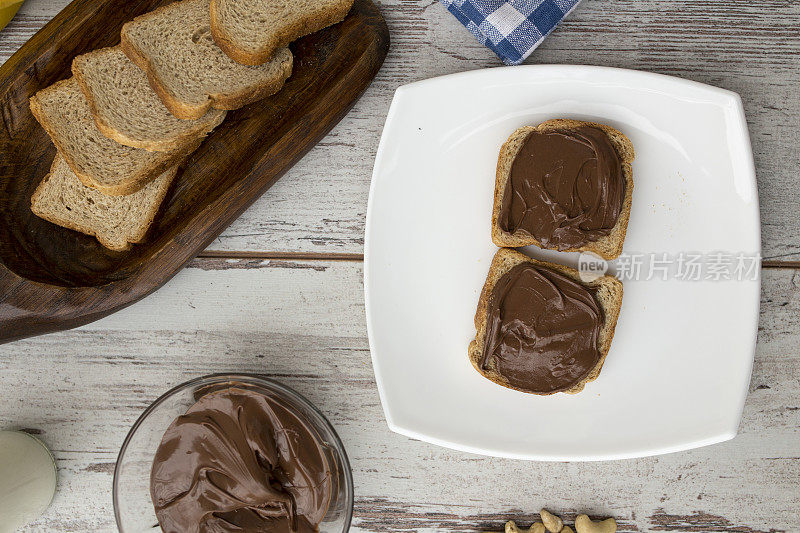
[210,0,354,65]
[121,0,293,120]
[491,119,635,260]
[29,78,196,195]
[31,153,176,251]
[468,248,623,395]
[72,46,227,152]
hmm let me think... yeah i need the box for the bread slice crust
[120,0,293,120]
[469,248,623,395]
[72,46,226,152]
[209,0,354,66]
[30,154,177,251]
[491,119,635,260]
[29,78,197,196]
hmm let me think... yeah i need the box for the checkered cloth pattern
[439,0,581,65]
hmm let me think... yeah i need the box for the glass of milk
[0,430,57,531]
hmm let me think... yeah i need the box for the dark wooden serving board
[0,0,389,344]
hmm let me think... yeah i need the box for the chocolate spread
[480,263,604,393]
[499,126,624,249]
[151,387,332,533]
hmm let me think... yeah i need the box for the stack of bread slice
[30,0,354,251]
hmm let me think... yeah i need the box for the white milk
[0,431,57,532]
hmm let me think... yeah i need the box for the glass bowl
[113,374,353,532]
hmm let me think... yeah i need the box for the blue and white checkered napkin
[439,0,581,65]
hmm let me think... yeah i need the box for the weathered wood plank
[0,260,797,532]
[2,0,799,259]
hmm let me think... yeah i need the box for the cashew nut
[562,528,574,533]
[540,509,563,533]
[575,514,617,533]
[504,521,546,533]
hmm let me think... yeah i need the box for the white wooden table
[2,1,799,531]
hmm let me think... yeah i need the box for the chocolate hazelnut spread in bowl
[114,374,353,533]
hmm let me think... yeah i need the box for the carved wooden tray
[0,0,389,343]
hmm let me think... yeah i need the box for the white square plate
[364,65,760,460]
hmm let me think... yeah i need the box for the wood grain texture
[0,0,388,342]
[5,0,796,260]
[0,260,797,532]
[1,2,799,533]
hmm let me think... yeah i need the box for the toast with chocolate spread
[469,248,623,395]
[491,119,634,260]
